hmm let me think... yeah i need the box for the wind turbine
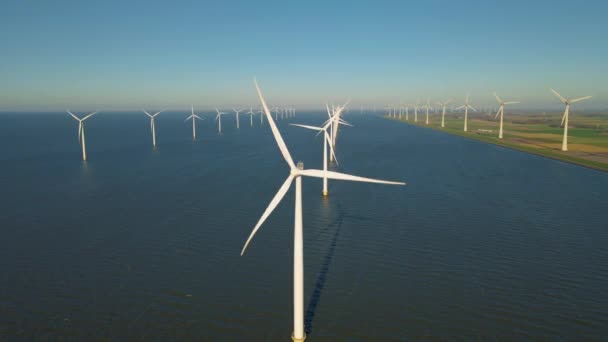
[241,80,405,342]
[67,110,97,161]
[414,99,420,122]
[143,109,163,148]
[330,101,350,148]
[290,116,341,196]
[455,94,476,132]
[404,104,410,121]
[494,93,519,139]
[259,108,264,125]
[550,88,592,151]
[233,108,243,129]
[215,108,226,134]
[247,107,256,127]
[185,105,203,140]
[424,98,431,125]
[437,98,453,128]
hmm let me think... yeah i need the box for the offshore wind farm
[1,1,608,341]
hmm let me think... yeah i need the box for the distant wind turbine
[185,105,203,140]
[290,116,341,196]
[241,79,406,342]
[455,94,476,132]
[414,99,420,122]
[67,110,97,161]
[233,108,243,129]
[550,88,592,151]
[259,108,264,125]
[247,107,256,127]
[215,108,226,134]
[437,98,453,128]
[423,98,431,125]
[494,93,519,139]
[143,109,163,148]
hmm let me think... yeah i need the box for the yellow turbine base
[292,333,306,342]
[322,191,328,197]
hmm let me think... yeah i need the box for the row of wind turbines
[66,106,296,161]
[71,80,404,341]
[385,88,592,151]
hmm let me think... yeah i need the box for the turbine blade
[299,169,406,186]
[570,96,592,104]
[504,101,519,105]
[241,175,294,255]
[494,93,503,104]
[78,122,82,143]
[82,111,97,121]
[468,105,478,112]
[67,110,80,121]
[495,108,501,119]
[561,111,566,126]
[143,110,152,118]
[550,88,567,104]
[338,119,353,127]
[455,105,465,110]
[290,123,322,131]
[254,79,296,170]
[153,110,164,117]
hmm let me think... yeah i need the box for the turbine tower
[241,80,405,342]
[437,98,453,128]
[414,99,420,122]
[550,88,592,151]
[67,110,97,161]
[185,105,203,140]
[494,93,519,139]
[143,109,163,148]
[455,94,476,132]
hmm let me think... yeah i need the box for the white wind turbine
[67,110,97,161]
[215,108,227,134]
[241,80,405,342]
[185,105,203,140]
[494,93,519,139]
[259,108,265,125]
[404,104,410,121]
[437,98,453,128]
[291,114,346,196]
[233,108,243,129]
[424,97,431,125]
[414,99,420,122]
[329,101,350,148]
[550,88,592,151]
[247,107,256,127]
[455,94,476,132]
[143,109,163,148]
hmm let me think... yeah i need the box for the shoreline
[386,116,608,173]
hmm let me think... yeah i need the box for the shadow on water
[305,204,369,336]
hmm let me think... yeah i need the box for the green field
[386,111,608,172]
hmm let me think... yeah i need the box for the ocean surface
[0,111,607,341]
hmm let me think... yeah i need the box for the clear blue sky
[1,0,606,111]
